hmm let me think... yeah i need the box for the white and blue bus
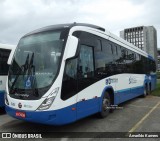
[0,44,15,108]
[5,23,156,125]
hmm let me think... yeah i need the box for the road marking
[129,101,160,132]
[128,104,160,109]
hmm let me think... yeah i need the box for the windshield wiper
[26,53,39,97]
[10,54,30,94]
[10,52,39,97]
[23,53,29,76]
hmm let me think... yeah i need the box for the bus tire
[98,92,111,118]
[143,84,148,97]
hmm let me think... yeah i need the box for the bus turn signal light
[72,107,76,111]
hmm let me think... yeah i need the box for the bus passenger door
[76,44,99,119]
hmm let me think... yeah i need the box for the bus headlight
[37,87,59,111]
[5,94,9,106]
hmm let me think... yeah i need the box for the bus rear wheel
[98,92,111,118]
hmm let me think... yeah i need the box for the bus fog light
[37,88,59,110]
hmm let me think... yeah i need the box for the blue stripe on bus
[116,88,130,93]
[114,86,144,104]
[0,90,5,107]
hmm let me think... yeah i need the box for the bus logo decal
[25,76,31,89]
[18,103,22,108]
[106,78,118,85]
[129,77,137,84]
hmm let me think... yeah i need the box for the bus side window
[112,45,117,55]
[125,50,133,73]
[116,46,123,74]
[111,44,118,74]
[78,45,94,79]
[76,44,96,92]
[95,39,102,52]
[95,39,114,77]
[120,47,127,73]
[61,58,77,100]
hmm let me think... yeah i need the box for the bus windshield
[8,29,68,100]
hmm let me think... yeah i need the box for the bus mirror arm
[64,35,79,60]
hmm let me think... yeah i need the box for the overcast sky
[0,0,160,47]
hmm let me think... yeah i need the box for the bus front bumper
[5,105,76,125]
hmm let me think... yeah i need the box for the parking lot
[0,95,160,140]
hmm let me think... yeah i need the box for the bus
[0,44,15,108]
[5,23,156,125]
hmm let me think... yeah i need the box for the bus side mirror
[7,47,16,65]
[65,35,78,60]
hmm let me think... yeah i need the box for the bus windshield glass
[8,29,68,100]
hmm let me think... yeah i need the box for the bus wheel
[98,92,111,118]
[143,84,148,97]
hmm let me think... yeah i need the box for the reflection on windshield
[8,30,67,100]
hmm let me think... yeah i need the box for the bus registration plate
[16,111,26,118]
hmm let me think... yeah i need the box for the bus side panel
[76,77,116,120]
[115,87,144,105]
[76,98,100,120]
[114,74,131,104]
[115,74,145,105]
[115,88,131,104]
[130,74,145,97]
[76,84,103,120]
[131,86,144,97]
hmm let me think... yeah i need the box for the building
[120,26,158,67]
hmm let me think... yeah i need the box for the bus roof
[23,23,105,37]
[22,23,154,61]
